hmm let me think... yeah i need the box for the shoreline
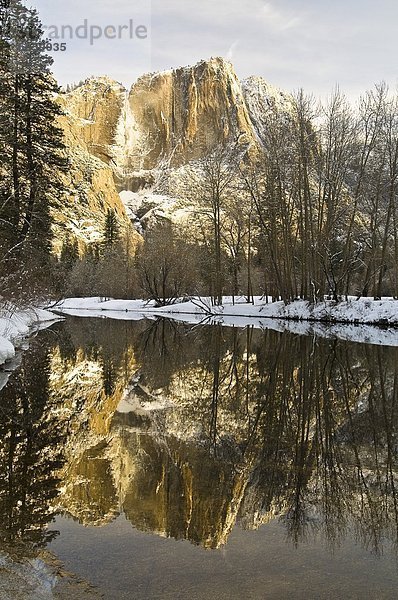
[53,296,398,326]
[0,306,62,370]
[51,296,398,348]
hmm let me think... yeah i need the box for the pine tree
[0,1,18,258]
[0,0,68,288]
[103,208,120,247]
[60,235,79,270]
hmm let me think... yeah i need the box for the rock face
[241,75,294,145]
[60,57,289,176]
[56,58,292,246]
[63,77,125,164]
[54,81,131,253]
[125,57,259,171]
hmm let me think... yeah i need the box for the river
[0,316,398,598]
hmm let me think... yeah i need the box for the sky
[31,0,398,101]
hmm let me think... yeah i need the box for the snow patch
[53,296,398,347]
[0,306,62,367]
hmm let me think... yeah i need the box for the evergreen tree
[60,235,79,270]
[0,0,18,257]
[0,0,68,289]
[0,333,66,547]
[103,208,120,247]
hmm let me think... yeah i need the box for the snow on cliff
[241,76,293,144]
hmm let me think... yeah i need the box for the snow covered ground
[53,296,398,347]
[54,295,398,323]
[0,305,60,367]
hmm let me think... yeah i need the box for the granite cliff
[53,79,130,253]
[56,58,292,247]
[124,57,259,170]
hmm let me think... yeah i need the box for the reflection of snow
[0,307,59,366]
[54,296,398,348]
[0,551,57,599]
[117,383,175,415]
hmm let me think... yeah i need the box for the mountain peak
[126,56,257,170]
[65,76,126,95]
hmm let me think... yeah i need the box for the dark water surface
[1,317,398,598]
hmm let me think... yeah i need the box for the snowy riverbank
[54,296,398,325]
[52,296,398,348]
[0,305,61,367]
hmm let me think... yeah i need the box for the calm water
[1,317,398,598]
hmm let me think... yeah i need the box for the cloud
[31,0,398,102]
[227,40,239,61]
[261,2,302,32]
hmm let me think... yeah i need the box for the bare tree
[136,221,197,306]
[182,141,250,305]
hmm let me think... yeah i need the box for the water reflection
[0,332,66,552]
[1,317,398,558]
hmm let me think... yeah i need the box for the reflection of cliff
[109,429,248,549]
[46,318,398,553]
[51,320,260,547]
[48,325,139,527]
[60,441,119,527]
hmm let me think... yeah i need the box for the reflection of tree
[56,317,146,397]
[241,334,398,555]
[335,344,398,555]
[101,355,117,397]
[0,333,66,549]
[56,324,78,365]
[27,316,398,556]
[121,320,398,554]
[136,318,186,389]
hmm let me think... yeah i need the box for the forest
[1,0,398,308]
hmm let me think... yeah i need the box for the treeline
[0,0,67,300]
[2,1,398,305]
[63,81,398,306]
[176,86,398,304]
[59,205,257,304]
[59,208,197,302]
[246,86,398,302]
